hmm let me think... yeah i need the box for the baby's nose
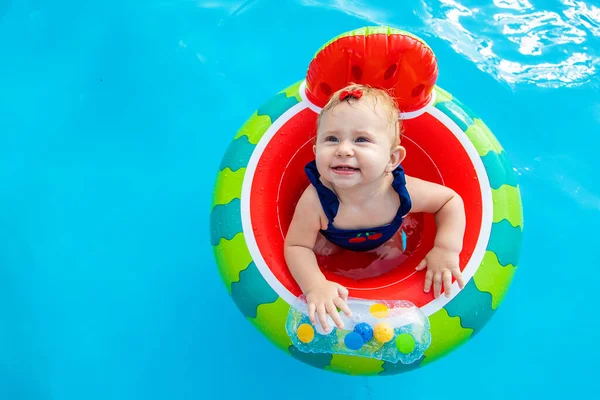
[337,141,354,155]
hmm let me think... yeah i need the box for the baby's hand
[415,246,465,298]
[305,279,352,332]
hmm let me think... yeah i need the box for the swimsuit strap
[304,160,339,223]
[390,164,412,218]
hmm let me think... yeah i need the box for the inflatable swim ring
[210,26,523,376]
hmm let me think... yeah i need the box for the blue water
[1,0,599,399]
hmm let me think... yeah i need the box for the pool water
[1,0,598,399]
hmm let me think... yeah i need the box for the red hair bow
[339,89,363,101]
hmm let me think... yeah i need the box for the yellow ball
[373,322,394,343]
[297,323,315,343]
[370,303,389,318]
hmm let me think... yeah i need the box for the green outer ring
[210,82,523,375]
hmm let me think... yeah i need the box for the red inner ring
[250,108,482,307]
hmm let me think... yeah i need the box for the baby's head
[316,83,403,149]
[313,84,406,186]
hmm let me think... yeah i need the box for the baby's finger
[337,285,349,301]
[453,269,466,289]
[308,303,316,325]
[334,296,352,317]
[415,259,427,271]
[424,269,433,293]
[443,270,452,298]
[326,301,344,329]
[433,272,442,298]
[317,304,329,332]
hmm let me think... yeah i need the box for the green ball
[395,333,416,354]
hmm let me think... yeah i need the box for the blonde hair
[316,83,403,148]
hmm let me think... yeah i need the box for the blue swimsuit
[304,160,412,252]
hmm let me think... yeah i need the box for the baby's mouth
[332,165,360,173]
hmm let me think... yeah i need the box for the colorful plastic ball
[396,333,416,354]
[370,303,389,318]
[297,323,315,343]
[344,332,364,350]
[373,322,394,343]
[353,322,374,342]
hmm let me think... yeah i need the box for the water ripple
[422,0,600,87]
[299,0,391,25]
[493,0,532,11]
[563,0,600,37]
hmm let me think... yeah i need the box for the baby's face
[314,98,399,189]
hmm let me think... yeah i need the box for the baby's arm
[406,176,465,253]
[284,186,326,292]
[405,176,466,297]
[284,186,351,330]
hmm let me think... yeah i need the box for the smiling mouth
[332,166,360,173]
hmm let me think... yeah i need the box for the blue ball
[344,332,364,350]
[353,322,374,342]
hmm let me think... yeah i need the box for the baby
[284,84,466,332]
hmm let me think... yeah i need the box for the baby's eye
[355,136,370,143]
[325,136,338,142]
